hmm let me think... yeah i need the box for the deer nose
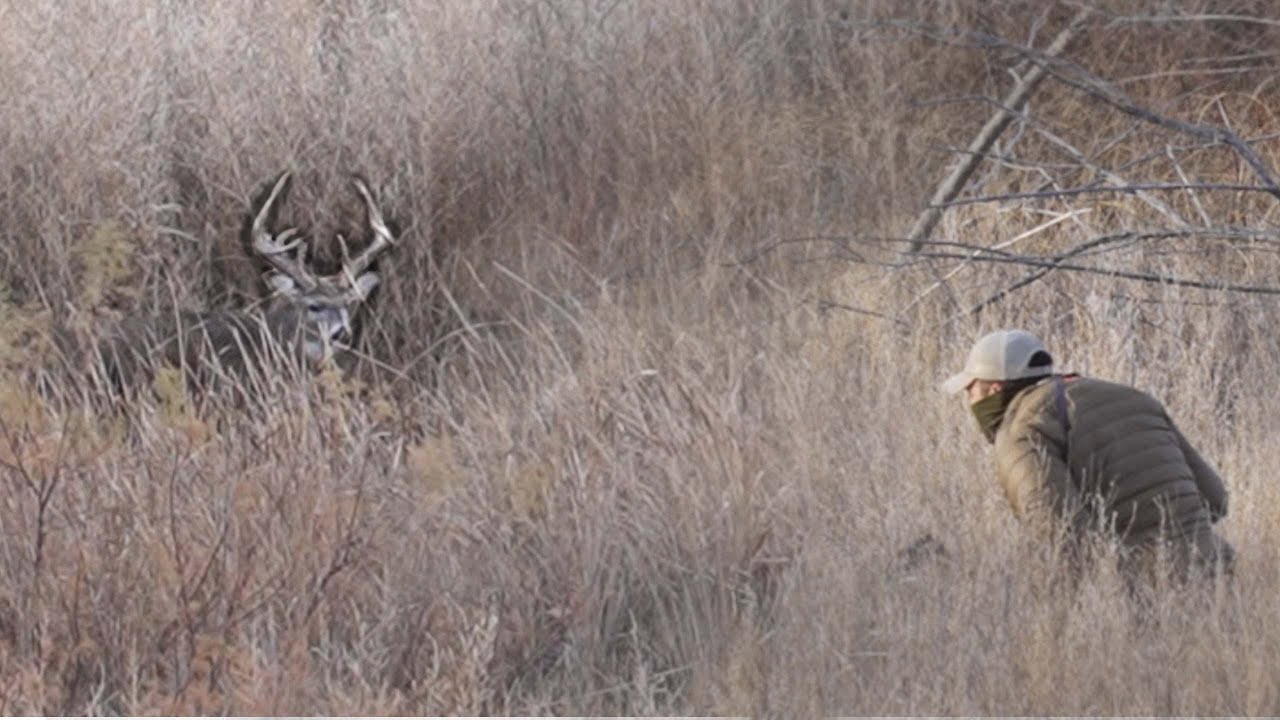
[337,308,352,338]
[319,308,352,345]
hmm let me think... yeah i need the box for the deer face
[265,271,381,362]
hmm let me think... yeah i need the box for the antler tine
[344,176,396,278]
[251,171,320,292]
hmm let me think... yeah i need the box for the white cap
[941,329,1054,394]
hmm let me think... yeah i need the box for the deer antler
[251,171,320,293]
[343,176,396,279]
[251,172,395,300]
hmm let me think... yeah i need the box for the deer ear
[266,273,297,295]
[352,272,380,300]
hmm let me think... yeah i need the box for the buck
[64,172,396,400]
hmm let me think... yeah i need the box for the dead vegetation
[1,0,1279,714]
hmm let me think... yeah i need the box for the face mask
[969,376,1049,444]
[970,390,1011,444]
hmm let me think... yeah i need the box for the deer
[56,172,396,403]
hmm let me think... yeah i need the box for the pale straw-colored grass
[1,0,1278,714]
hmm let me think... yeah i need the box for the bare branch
[887,13,1280,223]
[964,231,1156,317]
[1032,125,1189,227]
[727,235,869,267]
[814,299,907,326]
[915,250,1280,295]
[933,182,1279,208]
[906,226,1280,252]
[814,227,1280,322]
[1107,14,1280,29]
[1049,77,1280,200]
[904,8,1093,252]
[1165,146,1212,226]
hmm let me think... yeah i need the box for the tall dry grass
[1,0,1279,714]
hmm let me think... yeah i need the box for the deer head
[250,171,395,364]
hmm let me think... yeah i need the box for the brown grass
[2,0,1280,714]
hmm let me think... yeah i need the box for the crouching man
[943,329,1234,587]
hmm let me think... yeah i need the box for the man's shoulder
[1056,376,1175,428]
[1065,376,1158,403]
[1008,375,1154,420]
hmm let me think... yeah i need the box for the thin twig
[1165,145,1212,226]
[935,182,1277,208]
[904,227,1280,253]
[916,250,1280,294]
[728,235,868,266]
[899,209,1088,319]
[965,231,1146,316]
[1033,126,1189,227]
[814,299,908,325]
[1107,13,1280,29]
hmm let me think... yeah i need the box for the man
[943,329,1233,583]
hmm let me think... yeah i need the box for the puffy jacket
[994,376,1228,556]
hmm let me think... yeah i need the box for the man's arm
[1169,418,1228,521]
[995,416,1080,540]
